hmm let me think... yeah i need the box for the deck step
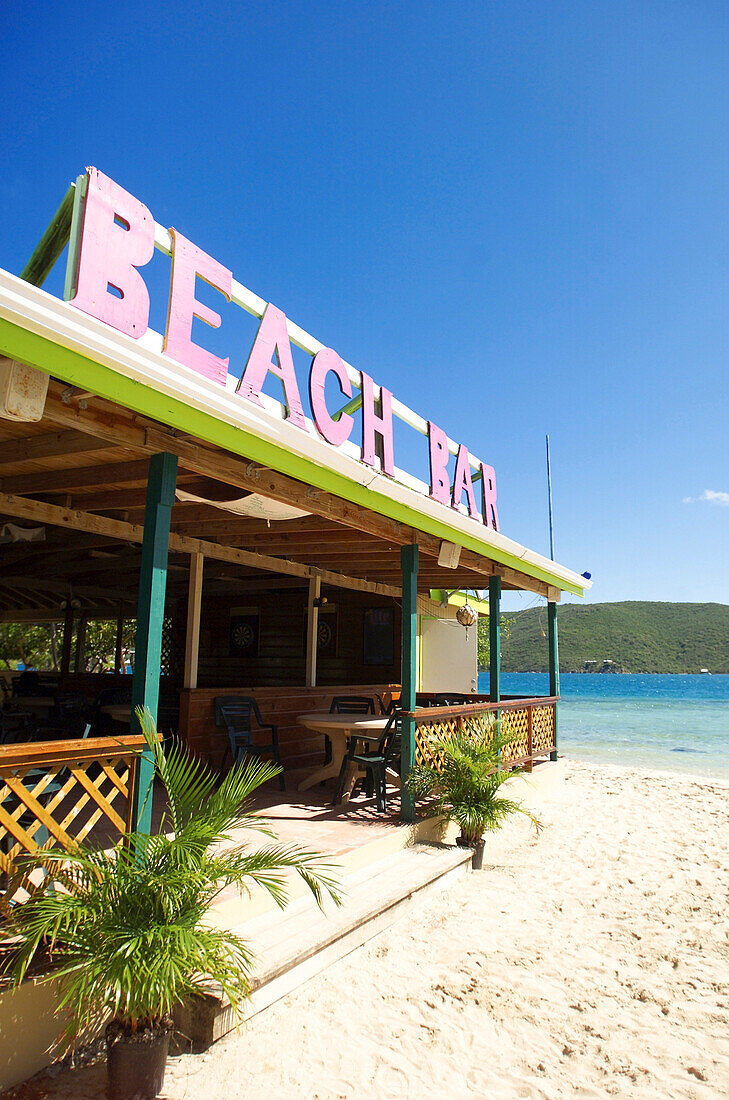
[174,842,471,1050]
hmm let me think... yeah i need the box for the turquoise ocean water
[475,672,729,779]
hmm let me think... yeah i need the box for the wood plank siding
[179,683,400,772]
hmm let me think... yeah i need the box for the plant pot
[456,833,485,870]
[106,1023,170,1100]
[470,839,485,870]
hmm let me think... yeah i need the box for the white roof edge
[0,269,591,595]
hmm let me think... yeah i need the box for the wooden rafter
[0,492,402,599]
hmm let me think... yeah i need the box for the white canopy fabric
[0,523,45,543]
[175,489,310,522]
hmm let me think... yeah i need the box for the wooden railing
[406,697,558,772]
[0,734,144,906]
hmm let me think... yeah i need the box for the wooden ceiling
[0,380,555,619]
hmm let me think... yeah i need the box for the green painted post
[130,452,178,834]
[548,601,560,761]
[489,575,501,703]
[400,543,419,823]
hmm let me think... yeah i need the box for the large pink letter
[237,304,307,430]
[71,167,154,338]
[452,444,479,519]
[309,348,354,447]
[163,230,232,386]
[428,421,451,505]
[481,463,500,531]
[360,373,395,476]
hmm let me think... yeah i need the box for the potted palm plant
[2,709,340,1100]
[407,720,542,869]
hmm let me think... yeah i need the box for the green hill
[501,601,729,674]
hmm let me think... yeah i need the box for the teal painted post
[400,543,419,823]
[548,601,560,761]
[130,452,178,834]
[489,575,501,703]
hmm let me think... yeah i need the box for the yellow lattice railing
[0,735,143,906]
[411,698,557,772]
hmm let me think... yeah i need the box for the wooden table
[297,712,393,796]
[99,704,132,725]
[8,696,56,715]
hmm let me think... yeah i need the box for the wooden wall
[195,585,402,688]
[179,683,401,773]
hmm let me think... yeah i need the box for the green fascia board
[0,316,585,597]
[429,589,490,615]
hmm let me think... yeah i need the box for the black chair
[376,694,401,716]
[334,712,402,813]
[325,696,376,767]
[434,693,471,707]
[12,671,57,699]
[214,696,285,790]
[0,710,36,746]
[93,685,133,737]
[329,696,376,715]
[54,693,93,737]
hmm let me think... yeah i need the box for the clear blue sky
[2,1,727,609]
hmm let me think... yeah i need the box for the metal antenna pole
[546,434,555,561]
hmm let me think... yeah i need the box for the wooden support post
[130,453,177,834]
[548,601,559,761]
[74,615,87,674]
[489,575,501,704]
[400,543,418,822]
[183,553,204,690]
[114,603,124,675]
[305,574,321,688]
[60,601,74,678]
[525,706,533,772]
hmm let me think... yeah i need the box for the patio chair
[214,696,285,790]
[92,685,133,737]
[0,709,36,746]
[334,711,403,813]
[433,693,470,707]
[325,695,376,767]
[329,696,376,715]
[376,694,401,716]
[54,693,93,737]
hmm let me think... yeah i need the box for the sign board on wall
[65,168,500,535]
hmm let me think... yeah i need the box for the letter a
[452,444,479,519]
[237,304,307,430]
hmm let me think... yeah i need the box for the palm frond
[3,710,342,1038]
[407,727,543,844]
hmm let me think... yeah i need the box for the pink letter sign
[163,230,232,386]
[361,373,395,476]
[452,444,479,519]
[309,348,354,446]
[237,304,307,430]
[481,463,499,530]
[71,167,154,338]
[428,421,451,505]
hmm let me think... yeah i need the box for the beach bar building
[0,168,590,1079]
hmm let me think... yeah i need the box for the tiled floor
[248,771,406,858]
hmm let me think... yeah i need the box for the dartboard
[317,621,333,650]
[232,622,255,649]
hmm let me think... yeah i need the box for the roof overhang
[0,269,590,598]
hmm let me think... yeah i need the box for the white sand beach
[8,759,729,1099]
